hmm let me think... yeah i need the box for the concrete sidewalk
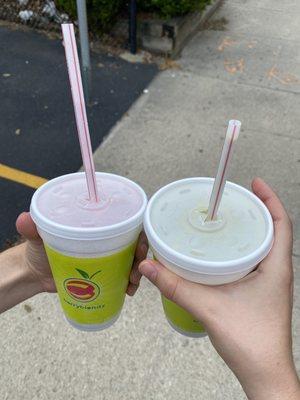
[1,1,299,399]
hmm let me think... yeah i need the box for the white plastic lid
[144,178,274,275]
[31,172,147,240]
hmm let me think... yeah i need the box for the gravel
[0,0,69,31]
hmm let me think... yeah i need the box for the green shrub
[56,0,123,32]
[138,0,210,18]
[56,0,211,32]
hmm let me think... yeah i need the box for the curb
[112,0,223,57]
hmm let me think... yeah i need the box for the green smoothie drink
[144,177,274,337]
[30,172,147,331]
[162,297,206,337]
[143,120,274,337]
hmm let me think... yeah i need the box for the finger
[139,260,216,321]
[126,283,139,297]
[252,178,290,224]
[134,241,148,264]
[129,232,148,287]
[130,260,143,287]
[252,178,293,257]
[139,231,148,245]
[16,212,41,241]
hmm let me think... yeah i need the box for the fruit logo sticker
[64,268,101,302]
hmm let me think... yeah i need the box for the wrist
[241,361,300,400]
[0,244,42,313]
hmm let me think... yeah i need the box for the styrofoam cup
[144,178,274,337]
[31,172,147,331]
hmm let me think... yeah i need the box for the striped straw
[206,120,241,221]
[62,23,99,202]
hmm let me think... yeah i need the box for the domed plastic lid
[144,178,274,275]
[31,172,147,240]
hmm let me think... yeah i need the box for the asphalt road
[0,25,157,248]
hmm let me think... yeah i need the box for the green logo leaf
[76,268,90,280]
[90,270,102,279]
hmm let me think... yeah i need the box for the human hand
[139,178,300,399]
[16,212,56,293]
[127,231,148,296]
[16,212,148,296]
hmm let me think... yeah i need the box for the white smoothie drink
[34,25,149,332]
[31,25,149,332]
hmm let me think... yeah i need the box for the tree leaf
[76,268,89,280]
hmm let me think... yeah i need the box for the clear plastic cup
[30,172,147,331]
[144,177,274,337]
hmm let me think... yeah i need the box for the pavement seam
[91,68,300,164]
[180,67,300,96]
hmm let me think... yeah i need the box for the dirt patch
[203,17,228,31]
[24,304,33,313]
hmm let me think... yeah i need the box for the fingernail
[126,284,137,297]
[139,261,157,281]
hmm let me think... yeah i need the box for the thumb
[16,212,41,241]
[139,260,216,322]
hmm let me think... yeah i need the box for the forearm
[0,243,41,313]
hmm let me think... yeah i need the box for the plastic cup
[30,172,147,331]
[144,177,274,338]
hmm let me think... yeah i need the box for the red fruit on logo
[64,268,101,302]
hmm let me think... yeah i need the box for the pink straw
[206,120,241,221]
[62,23,99,202]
